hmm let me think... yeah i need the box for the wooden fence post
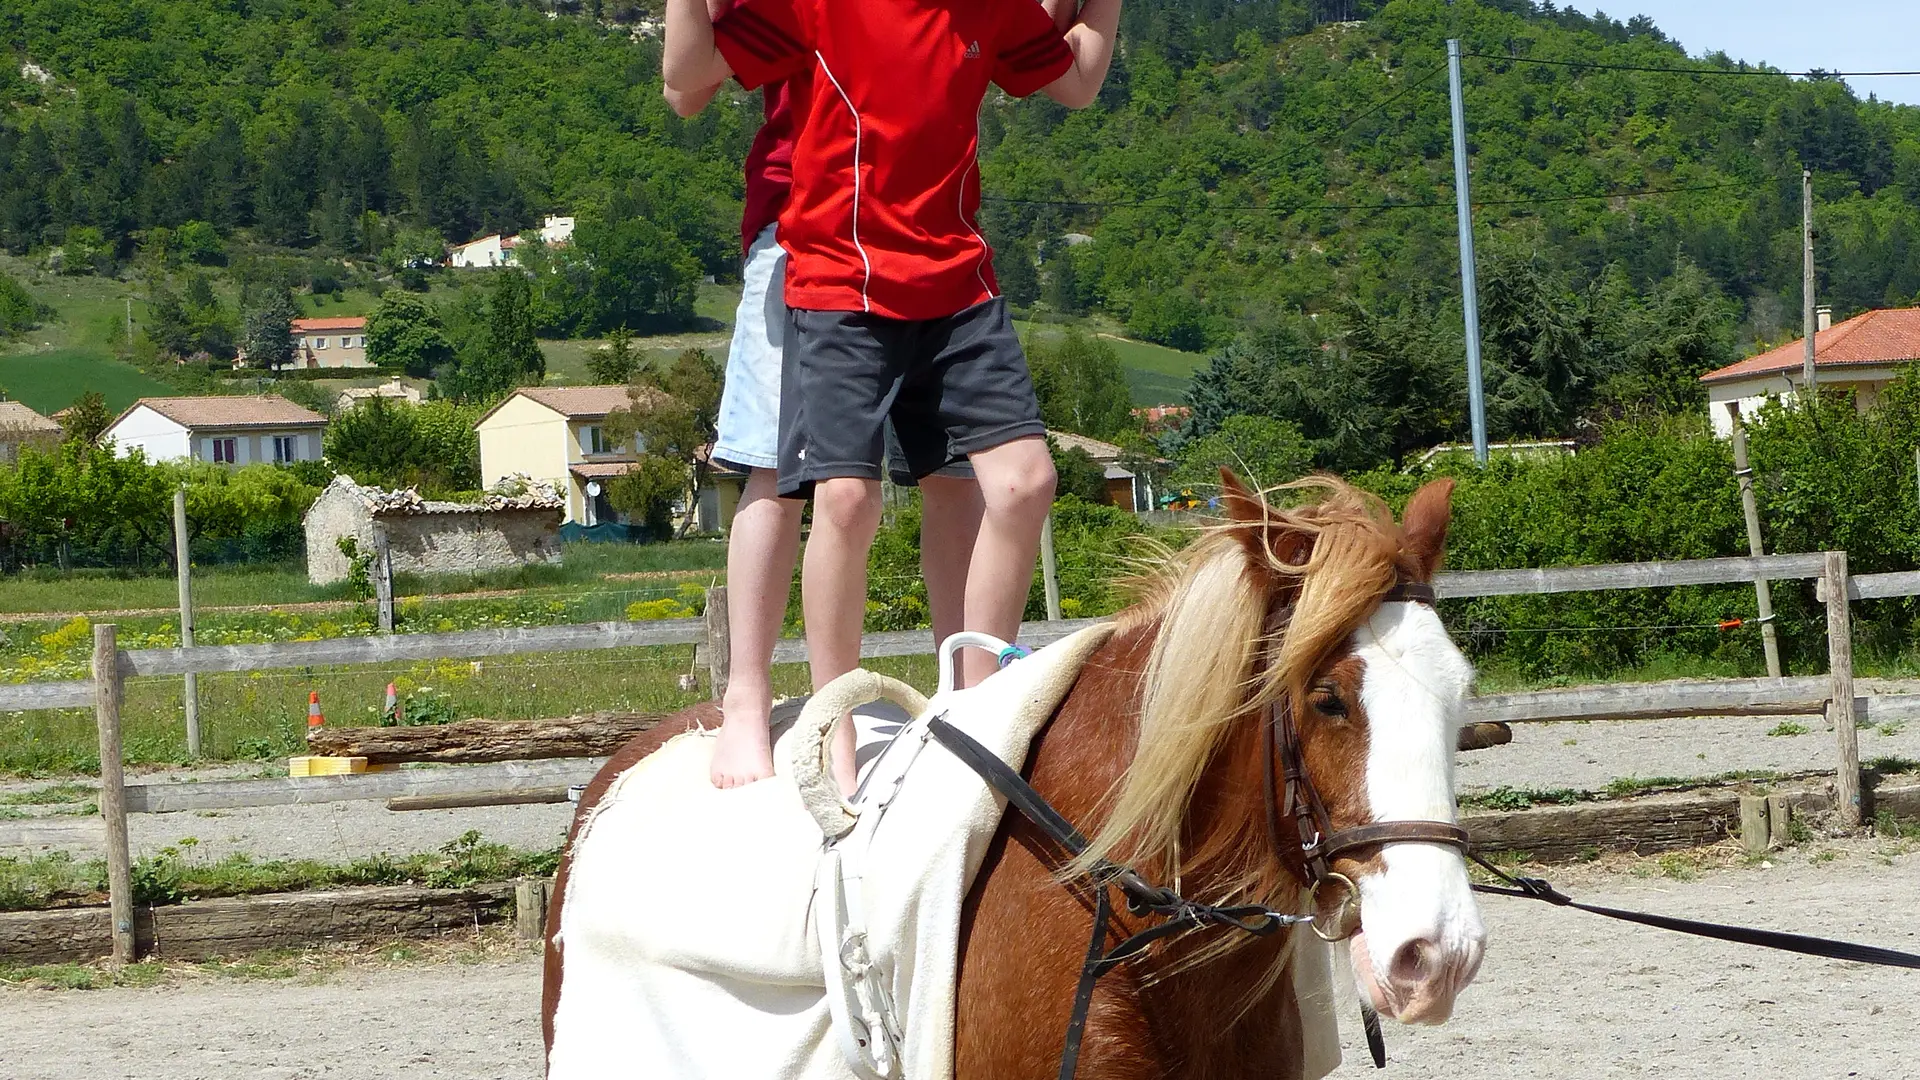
[1824,550,1861,829]
[93,623,135,964]
[1725,403,1783,678]
[374,529,395,635]
[172,487,201,757]
[1040,513,1062,623]
[515,878,550,942]
[705,585,730,701]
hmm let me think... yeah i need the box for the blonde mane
[1076,477,1404,891]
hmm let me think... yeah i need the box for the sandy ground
[3,840,1915,1079]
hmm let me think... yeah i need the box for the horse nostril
[1390,938,1438,987]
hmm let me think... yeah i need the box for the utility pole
[1802,169,1818,402]
[1726,404,1782,679]
[1447,39,1489,465]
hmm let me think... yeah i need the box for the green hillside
[4,0,1919,456]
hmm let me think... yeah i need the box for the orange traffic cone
[307,690,324,730]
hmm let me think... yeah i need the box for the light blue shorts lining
[711,224,786,473]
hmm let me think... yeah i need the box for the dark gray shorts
[778,298,1043,499]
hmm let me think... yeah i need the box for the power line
[1463,53,1920,79]
[982,178,1768,215]
[1028,62,1450,217]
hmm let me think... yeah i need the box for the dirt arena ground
[4,837,1915,1079]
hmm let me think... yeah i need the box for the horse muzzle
[1345,847,1486,1025]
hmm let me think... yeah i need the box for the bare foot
[830,715,858,798]
[709,694,775,788]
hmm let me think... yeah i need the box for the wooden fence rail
[31,547,1920,961]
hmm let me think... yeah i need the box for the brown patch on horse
[958,624,1312,1080]
[540,701,719,1073]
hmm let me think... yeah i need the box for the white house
[449,215,576,269]
[449,233,517,269]
[103,395,327,466]
[1701,306,1920,436]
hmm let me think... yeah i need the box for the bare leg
[803,475,884,795]
[917,473,985,686]
[709,468,803,787]
[959,437,1056,687]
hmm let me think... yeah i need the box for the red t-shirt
[714,0,1074,320]
[739,77,796,254]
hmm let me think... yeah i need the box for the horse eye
[1310,685,1347,719]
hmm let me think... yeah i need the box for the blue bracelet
[997,644,1032,668]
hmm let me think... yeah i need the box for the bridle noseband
[1261,578,1471,942]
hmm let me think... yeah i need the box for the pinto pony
[544,474,1485,1079]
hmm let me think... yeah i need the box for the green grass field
[0,540,728,615]
[540,282,741,385]
[0,257,172,414]
[1014,319,1207,406]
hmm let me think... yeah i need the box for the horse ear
[1218,468,1265,524]
[1220,468,1312,567]
[1400,478,1454,580]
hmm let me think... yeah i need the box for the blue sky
[1570,1,1920,106]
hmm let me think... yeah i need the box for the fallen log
[0,883,517,965]
[304,709,690,765]
[387,787,570,812]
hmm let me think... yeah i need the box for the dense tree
[571,213,700,333]
[605,349,723,538]
[0,271,41,337]
[1028,329,1135,439]
[485,270,545,383]
[59,392,111,445]
[241,289,299,371]
[366,289,454,377]
[322,397,480,494]
[1169,414,1313,493]
[587,326,639,385]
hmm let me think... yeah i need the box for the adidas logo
[963,40,981,60]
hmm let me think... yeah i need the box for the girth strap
[1469,852,1920,969]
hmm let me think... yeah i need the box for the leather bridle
[1260,578,1472,943]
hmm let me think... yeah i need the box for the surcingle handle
[789,670,931,841]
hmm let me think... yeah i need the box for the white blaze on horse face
[1347,601,1485,1025]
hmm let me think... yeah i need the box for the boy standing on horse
[666,0,1120,794]
[665,0,1077,790]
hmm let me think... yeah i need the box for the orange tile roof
[117,395,326,430]
[1701,308,1920,384]
[292,317,367,332]
[485,385,666,423]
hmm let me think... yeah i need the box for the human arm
[662,0,734,93]
[1039,0,1078,34]
[1041,0,1120,109]
[663,0,732,114]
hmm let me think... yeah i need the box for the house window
[313,336,328,350]
[272,435,297,464]
[211,438,237,464]
[585,425,616,455]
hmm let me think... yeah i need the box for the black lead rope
[926,715,1303,1080]
[1468,852,1920,969]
